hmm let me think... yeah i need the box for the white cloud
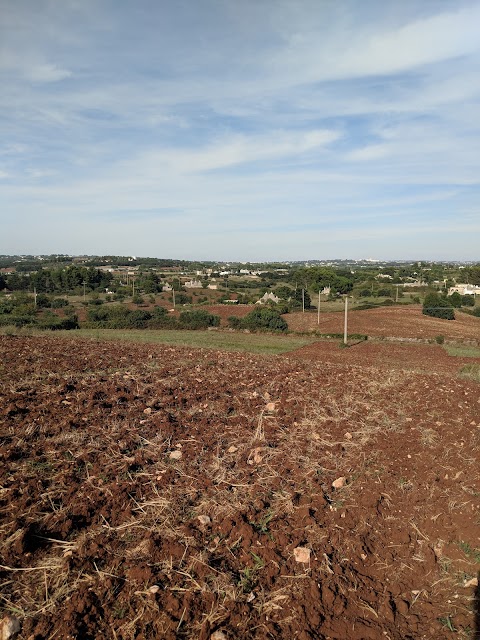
[1,1,479,260]
[164,129,341,173]
[26,63,72,83]
[346,144,389,162]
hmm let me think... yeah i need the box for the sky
[1,0,479,262]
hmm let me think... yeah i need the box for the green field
[40,328,316,355]
[443,344,480,358]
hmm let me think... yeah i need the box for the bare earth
[287,306,480,343]
[1,333,479,640]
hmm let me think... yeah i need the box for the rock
[143,407,152,415]
[227,445,238,453]
[169,450,182,460]
[248,447,264,464]
[210,632,228,640]
[0,615,21,640]
[344,432,352,440]
[148,585,161,594]
[464,577,478,588]
[265,402,276,412]
[332,477,346,490]
[293,546,311,564]
[197,515,211,526]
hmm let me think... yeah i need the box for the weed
[113,603,127,619]
[458,364,480,383]
[457,541,480,563]
[438,615,457,632]
[238,552,265,593]
[250,510,274,535]
[398,477,413,492]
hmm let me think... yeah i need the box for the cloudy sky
[1,0,479,261]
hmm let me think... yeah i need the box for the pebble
[0,615,21,640]
[169,450,182,460]
[332,477,346,489]
[210,632,228,640]
[293,546,311,564]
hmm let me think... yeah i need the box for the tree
[448,292,462,308]
[422,292,455,320]
[240,307,288,332]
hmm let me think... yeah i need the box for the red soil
[287,305,480,343]
[1,335,479,639]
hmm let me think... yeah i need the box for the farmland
[1,307,480,639]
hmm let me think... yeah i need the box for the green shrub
[173,293,192,305]
[35,294,51,308]
[178,310,220,329]
[448,292,463,308]
[228,316,242,329]
[51,298,69,308]
[241,307,288,332]
[377,288,392,297]
[422,292,455,320]
[38,312,79,330]
[435,335,445,344]
[462,295,475,307]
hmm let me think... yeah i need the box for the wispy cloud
[0,0,479,260]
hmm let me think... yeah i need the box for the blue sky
[1,0,479,261]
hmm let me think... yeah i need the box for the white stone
[464,577,478,588]
[332,477,346,490]
[0,615,21,640]
[293,546,311,564]
[148,585,161,594]
[169,450,182,460]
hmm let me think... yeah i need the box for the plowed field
[287,306,480,343]
[1,334,479,640]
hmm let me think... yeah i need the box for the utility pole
[395,285,399,303]
[317,290,320,325]
[132,277,135,298]
[344,296,348,345]
[172,287,176,309]
[33,286,37,307]
[302,288,305,313]
[82,281,86,301]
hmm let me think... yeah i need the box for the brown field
[287,305,480,343]
[1,324,479,639]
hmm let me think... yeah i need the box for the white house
[256,292,280,305]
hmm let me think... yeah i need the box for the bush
[435,335,445,344]
[227,316,242,329]
[462,295,475,307]
[422,293,455,320]
[51,298,69,308]
[174,293,192,305]
[87,305,152,329]
[38,312,79,330]
[241,307,288,332]
[35,294,51,308]
[377,288,392,297]
[448,292,463,308]
[178,310,220,329]
[472,307,480,318]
